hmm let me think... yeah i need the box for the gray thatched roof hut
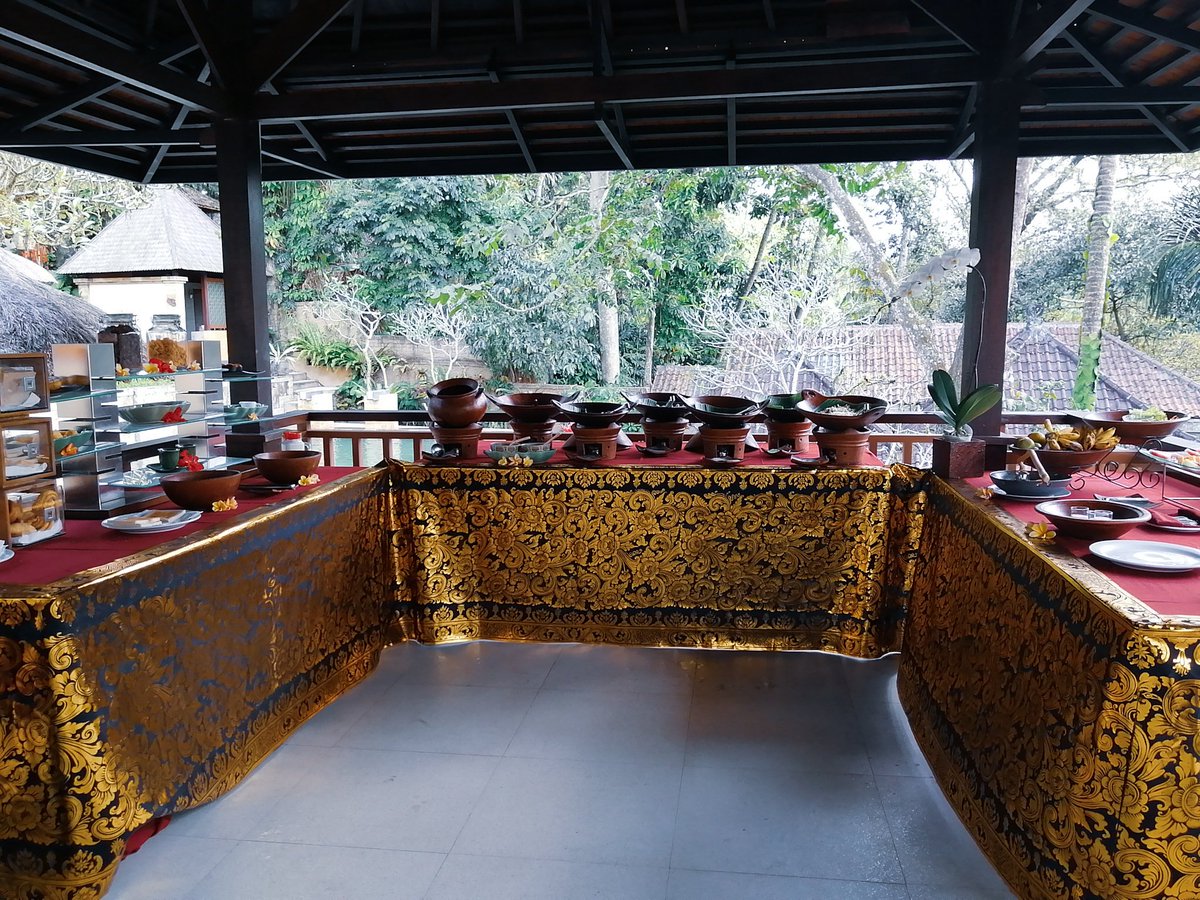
[0,248,103,354]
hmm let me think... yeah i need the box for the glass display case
[1,418,53,484]
[3,479,64,546]
[0,353,49,415]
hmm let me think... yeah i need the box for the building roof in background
[57,189,223,278]
[0,249,103,354]
[652,323,1200,416]
[1,248,55,284]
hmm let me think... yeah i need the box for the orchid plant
[894,247,981,303]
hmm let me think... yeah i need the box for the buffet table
[899,473,1200,900]
[5,450,1200,900]
[388,453,926,657]
[0,467,394,900]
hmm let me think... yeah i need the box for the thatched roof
[2,249,55,284]
[0,249,103,354]
[57,188,223,277]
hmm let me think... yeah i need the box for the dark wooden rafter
[350,0,366,53]
[0,39,198,137]
[144,60,210,183]
[595,102,633,168]
[1004,0,1097,75]
[0,127,210,147]
[947,81,977,157]
[513,0,524,43]
[175,0,232,88]
[261,145,346,178]
[488,65,535,172]
[249,0,358,93]
[1058,33,1192,152]
[762,0,776,31]
[1037,84,1200,107]
[675,0,690,35]
[907,0,984,54]
[1086,0,1200,54]
[256,57,980,122]
[0,4,224,112]
[726,51,737,165]
[431,0,440,51]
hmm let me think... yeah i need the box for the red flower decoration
[179,450,203,472]
[160,406,186,424]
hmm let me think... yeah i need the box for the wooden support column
[215,117,271,407]
[961,78,1020,437]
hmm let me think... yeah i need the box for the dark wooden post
[961,78,1020,437]
[215,116,271,407]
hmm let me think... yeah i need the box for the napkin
[1150,503,1200,529]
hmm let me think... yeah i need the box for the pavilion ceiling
[0,0,1196,182]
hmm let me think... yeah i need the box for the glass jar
[147,314,186,344]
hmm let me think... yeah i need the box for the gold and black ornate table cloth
[899,478,1200,900]
[388,462,930,658]
[0,468,393,899]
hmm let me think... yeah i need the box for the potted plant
[927,369,1001,479]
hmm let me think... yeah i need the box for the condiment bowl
[1035,499,1150,540]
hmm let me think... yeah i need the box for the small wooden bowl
[1033,447,1111,475]
[1035,499,1149,540]
[253,451,320,485]
[160,469,242,510]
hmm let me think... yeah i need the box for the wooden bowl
[253,451,320,485]
[160,469,242,510]
[1080,410,1190,443]
[1034,447,1111,475]
[764,393,813,423]
[1035,499,1149,540]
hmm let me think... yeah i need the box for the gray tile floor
[108,643,1015,899]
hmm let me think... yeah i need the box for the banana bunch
[1023,420,1118,452]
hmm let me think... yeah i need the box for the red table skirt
[966,473,1200,619]
[1,468,359,587]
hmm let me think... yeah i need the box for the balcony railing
[283,409,1195,469]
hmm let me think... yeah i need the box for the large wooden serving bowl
[1035,499,1149,540]
[1081,410,1190,444]
[682,395,767,427]
[160,469,242,510]
[254,451,321,485]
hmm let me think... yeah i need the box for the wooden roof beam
[249,0,358,92]
[947,81,976,157]
[262,145,347,178]
[0,5,224,113]
[0,127,212,148]
[1059,28,1191,152]
[908,0,984,54]
[488,65,535,172]
[255,56,979,122]
[595,102,633,169]
[143,59,212,183]
[1087,0,1200,54]
[1004,0,1096,75]
[175,0,232,88]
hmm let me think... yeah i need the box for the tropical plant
[928,369,1001,440]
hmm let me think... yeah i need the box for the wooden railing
[290,409,1124,467]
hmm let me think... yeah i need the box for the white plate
[990,485,1071,502]
[1089,540,1200,573]
[101,510,201,534]
[1147,523,1200,534]
[0,547,13,564]
[1093,493,1158,508]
